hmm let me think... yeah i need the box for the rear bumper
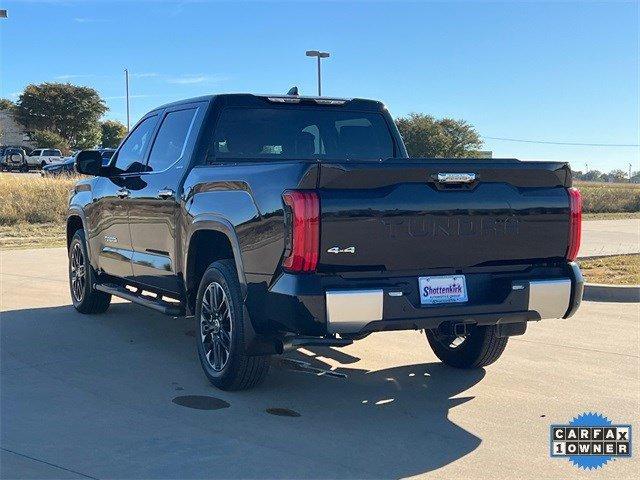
[252,262,584,336]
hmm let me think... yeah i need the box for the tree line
[0,83,127,154]
[573,169,640,184]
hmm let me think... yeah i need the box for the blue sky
[1,0,638,172]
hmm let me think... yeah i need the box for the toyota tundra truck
[68,93,583,390]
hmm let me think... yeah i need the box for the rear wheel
[69,230,111,314]
[195,259,270,391]
[426,324,508,369]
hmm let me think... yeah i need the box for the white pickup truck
[26,148,63,169]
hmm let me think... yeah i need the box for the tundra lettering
[382,216,520,239]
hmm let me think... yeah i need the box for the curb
[583,283,640,303]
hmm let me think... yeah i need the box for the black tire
[69,230,111,314]
[195,259,270,391]
[426,324,508,369]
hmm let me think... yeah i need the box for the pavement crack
[0,272,67,283]
[511,338,640,358]
[1,447,99,479]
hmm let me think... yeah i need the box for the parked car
[68,93,584,391]
[26,148,63,169]
[1,147,28,171]
[41,156,76,176]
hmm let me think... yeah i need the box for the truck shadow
[265,348,484,477]
[1,303,485,479]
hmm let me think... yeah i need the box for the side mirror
[75,150,106,176]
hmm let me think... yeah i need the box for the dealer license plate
[419,275,468,305]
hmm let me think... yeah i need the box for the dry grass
[575,181,640,214]
[0,222,65,249]
[0,173,76,249]
[0,174,76,226]
[583,212,640,220]
[579,254,640,285]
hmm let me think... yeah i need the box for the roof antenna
[287,86,299,96]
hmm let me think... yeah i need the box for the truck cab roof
[153,93,385,113]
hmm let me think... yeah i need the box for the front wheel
[69,230,111,314]
[425,324,508,369]
[195,259,270,391]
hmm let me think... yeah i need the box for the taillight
[566,187,582,261]
[282,190,320,272]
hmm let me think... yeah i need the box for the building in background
[476,150,493,158]
[0,107,34,150]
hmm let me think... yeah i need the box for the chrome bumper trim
[325,289,384,334]
[528,279,571,319]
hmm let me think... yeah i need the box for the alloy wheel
[200,282,233,371]
[70,243,86,302]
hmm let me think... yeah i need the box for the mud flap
[242,305,279,356]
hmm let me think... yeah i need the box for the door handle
[116,188,130,199]
[157,188,175,199]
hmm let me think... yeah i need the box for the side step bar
[95,283,184,316]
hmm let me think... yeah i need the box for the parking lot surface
[1,248,638,479]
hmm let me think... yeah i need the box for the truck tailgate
[317,159,572,273]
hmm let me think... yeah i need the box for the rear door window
[146,108,196,172]
[213,107,394,161]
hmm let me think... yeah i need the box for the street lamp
[305,50,330,96]
[124,68,130,132]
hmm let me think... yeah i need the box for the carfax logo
[550,412,632,470]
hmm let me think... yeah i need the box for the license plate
[419,275,468,305]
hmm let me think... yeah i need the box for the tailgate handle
[437,173,476,184]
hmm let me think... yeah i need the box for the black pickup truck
[69,93,583,390]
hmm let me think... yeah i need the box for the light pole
[305,50,330,96]
[124,68,130,132]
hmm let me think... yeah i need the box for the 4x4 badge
[327,246,355,254]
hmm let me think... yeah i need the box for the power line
[484,136,639,147]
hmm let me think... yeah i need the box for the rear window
[213,107,394,161]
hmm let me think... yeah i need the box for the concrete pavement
[581,219,639,257]
[1,248,639,479]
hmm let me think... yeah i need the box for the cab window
[146,108,196,172]
[112,116,157,174]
